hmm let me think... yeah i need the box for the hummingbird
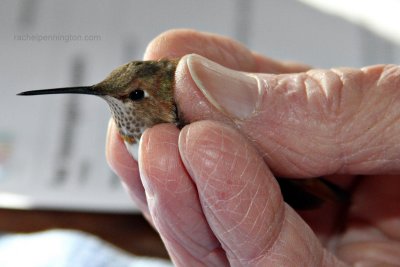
[18,58,348,209]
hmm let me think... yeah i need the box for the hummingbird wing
[277,177,349,209]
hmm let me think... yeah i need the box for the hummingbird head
[94,59,179,144]
[19,59,179,144]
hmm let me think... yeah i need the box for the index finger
[144,29,310,73]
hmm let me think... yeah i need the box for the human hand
[106,29,400,266]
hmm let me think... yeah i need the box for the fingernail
[187,54,262,120]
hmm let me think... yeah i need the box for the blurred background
[0,0,399,265]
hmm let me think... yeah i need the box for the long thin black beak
[17,86,103,96]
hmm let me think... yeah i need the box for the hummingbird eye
[128,89,146,101]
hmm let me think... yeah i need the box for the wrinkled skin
[106,29,400,266]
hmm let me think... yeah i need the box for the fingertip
[175,55,233,125]
[178,121,223,173]
[139,123,181,195]
[106,119,135,170]
[186,54,261,120]
[143,29,256,71]
[143,29,200,60]
[105,118,125,171]
[105,118,149,212]
[140,123,226,265]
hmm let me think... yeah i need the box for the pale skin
[106,29,400,266]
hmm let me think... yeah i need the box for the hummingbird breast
[104,96,145,144]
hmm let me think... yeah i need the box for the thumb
[175,54,400,177]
